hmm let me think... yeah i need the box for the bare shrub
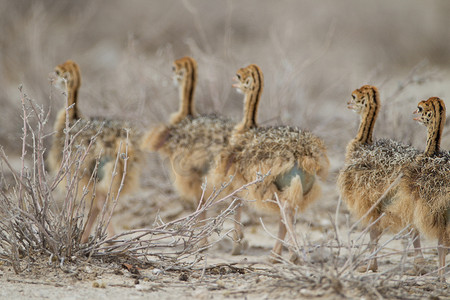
[0,88,263,272]
[85,176,263,264]
[259,176,449,299]
[0,87,109,272]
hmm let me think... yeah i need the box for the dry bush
[260,178,449,299]
[0,1,449,297]
[0,88,258,273]
[0,88,113,272]
[86,177,264,264]
[2,0,450,154]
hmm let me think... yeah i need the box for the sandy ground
[0,214,447,299]
[1,154,449,299]
[1,1,450,298]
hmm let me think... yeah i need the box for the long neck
[180,74,195,116]
[424,100,446,156]
[235,90,261,133]
[235,70,263,133]
[171,69,196,124]
[66,82,80,121]
[355,92,379,145]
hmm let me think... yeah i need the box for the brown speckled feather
[214,64,329,212]
[398,98,449,245]
[47,60,143,242]
[141,57,234,203]
[337,85,420,231]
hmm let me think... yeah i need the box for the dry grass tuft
[1,1,449,298]
[0,89,264,273]
[0,88,109,272]
[262,181,450,299]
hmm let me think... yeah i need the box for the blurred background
[1,0,449,167]
[1,1,449,278]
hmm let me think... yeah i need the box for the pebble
[152,268,163,276]
[320,219,331,227]
[92,281,106,288]
[310,246,331,263]
[216,280,225,289]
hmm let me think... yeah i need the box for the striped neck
[58,60,81,122]
[65,67,81,121]
[171,58,197,124]
[355,87,380,144]
[235,65,264,132]
[67,87,79,121]
[424,98,446,156]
